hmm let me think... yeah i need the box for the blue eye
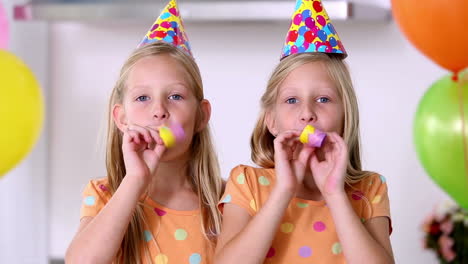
[286,98,298,104]
[169,94,183,100]
[317,97,330,103]
[136,95,150,102]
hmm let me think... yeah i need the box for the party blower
[299,125,326,148]
[158,123,185,148]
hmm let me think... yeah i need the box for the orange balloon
[391,0,468,72]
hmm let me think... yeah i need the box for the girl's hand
[122,124,166,185]
[273,130,315,195]
[309,132,348,198]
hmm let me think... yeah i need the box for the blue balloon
[302,10,311,20]
[160,12,171,19]
[167,30,176,37]
[329,37,337,47]
[318,45,327,52]
[163,35,173,43]
[295,0,302,10]
[306,43,317,52]
[298,46,306,53]
[318,30,327,41]
[323,25,332,36]
[283,45,291,56]
[295,35,305,47]
[327,23,336,34]
[170,21,178,28]
[299,26,308,35]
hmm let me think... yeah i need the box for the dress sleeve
[80,179,111,220]
[218,165,258,216]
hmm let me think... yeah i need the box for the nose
[152,100,169,121]
[300,104,316,123]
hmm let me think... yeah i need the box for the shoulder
[80,177,112,218]
[347,172,389,204]
[85,177,110,191]
[229,164,275,182]
[351,172,387,191]
[82,177,111,200]
[230,164,274,175]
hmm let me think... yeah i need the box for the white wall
[47,19,451,263]
[0,0,49,263]
[342,21,449,263]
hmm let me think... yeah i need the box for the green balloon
[414,74,468,210]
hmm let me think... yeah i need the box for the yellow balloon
[0,50,44,177]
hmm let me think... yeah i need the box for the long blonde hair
[105,42,223,263]
[251,52,373,186]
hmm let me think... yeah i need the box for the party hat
[138,0,192,57]
[281,0,347,59]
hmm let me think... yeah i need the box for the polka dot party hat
[281,0,347,59]
[138,0,192,57]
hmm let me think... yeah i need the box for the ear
[112,103,127,132]
[197,99,211,132]
[265,110,278,137]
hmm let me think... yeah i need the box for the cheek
[275,112,296,131]
[332,108,345,134]
[175,106,198,132]
[166,121,196,159]
[125,106,146,121]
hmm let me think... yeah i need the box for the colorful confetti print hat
[281,0,347,59]
[138,0,192,57]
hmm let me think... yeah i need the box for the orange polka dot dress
[219,165,392,264]
[80,178,213,264]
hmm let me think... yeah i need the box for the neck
[302,147,326,192]
[149,158,193,195]
[302,169,319,191]
[297,168,324,201]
